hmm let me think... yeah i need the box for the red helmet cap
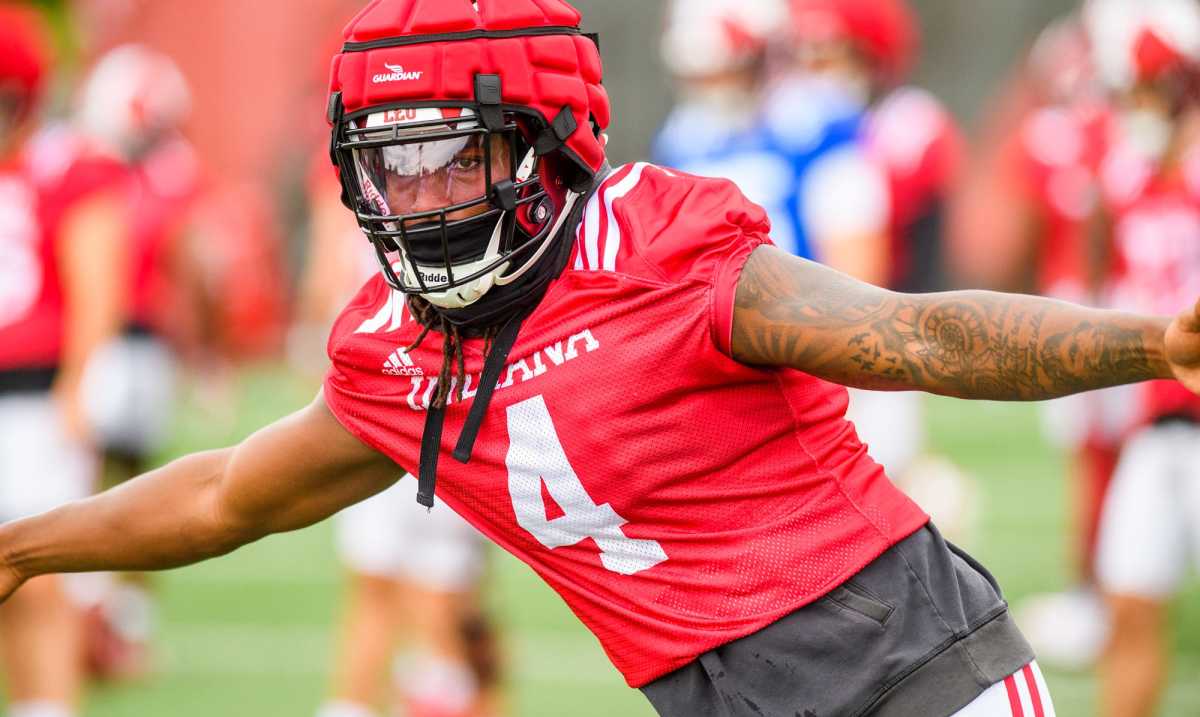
[661,0,787,79]
[0,3,52,110]
[328,0,609,185]
[789,0,919,82]
[1135,26,1191,82]
[1087,0,1200,90]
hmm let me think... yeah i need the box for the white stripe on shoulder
[354,289,406,334]
[580,177,604,270]
[601,162,651,271]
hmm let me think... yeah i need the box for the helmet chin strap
[495,190,580,286]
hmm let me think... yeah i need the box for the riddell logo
[372,63,424,84]
[383,347,424,377]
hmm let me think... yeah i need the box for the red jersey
[1101,141,1200,427]
[1009,103,1110,301]
[127,136,201,333]
[324,163,929,686]
[866,86,963,289]
[0,130,127,371]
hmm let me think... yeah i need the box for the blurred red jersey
[324,163,929,686]
[1008,103,1111,300]
[1101,141,1200,427]
[0,130,127,372]
[866,86,963,290]
[127,136,202,334]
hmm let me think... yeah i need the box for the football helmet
[1085,0,1200,157]
[1085,0,1200,91]
[77,45,192,160]
[327,0,610,312]
[787,0,918,84]
[0,3,51,127]
[660,0,787,80]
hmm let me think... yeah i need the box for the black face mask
[380,208,503,266]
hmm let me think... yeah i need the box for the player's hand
[1166,298,1200,393]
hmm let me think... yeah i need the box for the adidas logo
[372,63,424,84]
[383,347,424,376]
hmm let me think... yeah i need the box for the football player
[59,43,204,683]
[0,5,128,717]
[948,0,1120,672]
[1086,2,1200,715]
[652,0,843,262]
[10,1,1200,714]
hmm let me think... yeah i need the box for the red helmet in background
[76,44,192,159]
[1086,0,1200,91]
[788,0,919,84]
[326,0,610,312]
[0,2,52,119]
[660,0,787,79]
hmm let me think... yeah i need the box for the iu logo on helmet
[372,63,424,84]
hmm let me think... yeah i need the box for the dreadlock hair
[405,295,499,409]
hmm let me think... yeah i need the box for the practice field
[76,368,1200,717]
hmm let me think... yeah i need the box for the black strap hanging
[415,311,526,509]
[453,313,525,463]
[416,402,447,509]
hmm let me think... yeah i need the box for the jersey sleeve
[614,165,773,356]
[321,277,416,473]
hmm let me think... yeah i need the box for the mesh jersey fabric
[324,162,929,686]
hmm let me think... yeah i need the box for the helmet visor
[349,110,511,220]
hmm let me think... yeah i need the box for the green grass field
[75,367,1200,716]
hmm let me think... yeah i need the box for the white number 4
[505,396,668,576]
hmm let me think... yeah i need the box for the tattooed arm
[731,246,1200,400]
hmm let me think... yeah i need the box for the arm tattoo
[732,247,1171,400]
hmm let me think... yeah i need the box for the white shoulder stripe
[355,289,406,334]
[601,162,650,272]
[581,183,603,270]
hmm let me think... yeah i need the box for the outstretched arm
[730,246,1200,400]
[0,392,400,598]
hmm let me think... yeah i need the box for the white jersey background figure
[63,45,203,682]
[0,6,130,716]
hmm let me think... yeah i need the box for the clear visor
[350,111,510,219]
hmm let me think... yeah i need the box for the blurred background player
[1084,2,1200,715]
[950,0,1152,672]
[783,0,963,291]
[653,0,849,261]
[302,150,500,717]
[62,43,205,683]
[776,0,974,533]
[0,4,129,716]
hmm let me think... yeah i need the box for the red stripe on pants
[1004,675,1025,717]
[1022,665,1045,717]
